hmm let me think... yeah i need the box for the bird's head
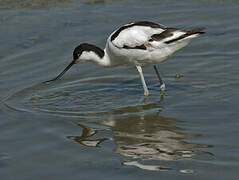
[44,43,104,83]
[73,43,105,63]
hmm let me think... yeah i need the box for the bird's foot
[160,83,166,92]
[144,89,149,97]
[159,83,165,100]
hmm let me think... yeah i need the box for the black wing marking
[150,28,177,41]
[149,27,205,44]
[111,21,166,42]
[122,44,147,50]
[165,28,205,44]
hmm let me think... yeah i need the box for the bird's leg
[136,65,149,96]
[153,65,165,91]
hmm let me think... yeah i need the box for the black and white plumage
[45,21,205,96]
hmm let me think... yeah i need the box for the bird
[45,21,205,96]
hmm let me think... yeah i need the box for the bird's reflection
[68,102,213,171]
[99,113,212,161]
[68,123,107,147]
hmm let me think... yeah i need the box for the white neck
[79,49,111,67]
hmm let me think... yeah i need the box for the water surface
[1,0,239,179]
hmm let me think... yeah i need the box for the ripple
[4,75,162,117]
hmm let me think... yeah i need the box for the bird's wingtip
[186,27,206,34]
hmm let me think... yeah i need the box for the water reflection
[100,113,212,161]
[3,75,213,172]
[123,161,172,171]
[69,104,213,171]
[67,123,107,147]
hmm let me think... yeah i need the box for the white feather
[111,25,164,48]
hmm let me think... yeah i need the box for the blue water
[1,0,239,179]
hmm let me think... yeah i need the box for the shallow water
[1,0,239,179]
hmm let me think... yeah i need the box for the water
[1,0,239,179]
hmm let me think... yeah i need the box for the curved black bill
[44,61,75,83]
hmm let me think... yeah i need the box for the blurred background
[0,0,239,179]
